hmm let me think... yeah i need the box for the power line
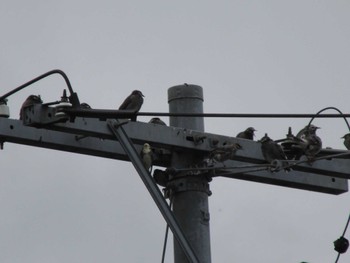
[137,112,350,118]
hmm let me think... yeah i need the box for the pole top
[168,84,203,103]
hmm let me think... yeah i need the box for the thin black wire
[138,112,350,118]
[0,69,74,101]
[341,213,350,237]
[335,253,340,263]
[171,163,271,173]
[283,151,350,170]
[308,107,350,132]
[161,196,174,263]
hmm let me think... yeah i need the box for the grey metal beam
[0,118,348,194]
[46,119,350,179]
[22,105,350,179]
[107,119,200,263]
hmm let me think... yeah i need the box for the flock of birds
[19,90,350,173]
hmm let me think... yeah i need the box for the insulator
[334,236,349,254]
[0,103,10,118]
[55,101,72,118]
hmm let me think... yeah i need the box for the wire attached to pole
[161,196,174,263]
[0,69,80,107]
[308,106,350,132]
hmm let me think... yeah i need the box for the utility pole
[1,70,350,262]
[168,85,211,263]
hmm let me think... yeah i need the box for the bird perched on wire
[341,133,350,150]
[209,143,242,163]
[260,134,290,171]
[118,90,144,121]
[19,95,43,120]
[149,117,166,126]
[236,127,256,140]
[140,143,154,173]
[296,125,322,160]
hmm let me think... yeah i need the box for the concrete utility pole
[168,85,211,263]
[1,70,350,262]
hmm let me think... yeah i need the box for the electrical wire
[170,163,271,173]
[335,253,340,263]
[137,112,350,118]
[161,196,174,263]
[341,213,350,237]
[308,107,350,132]
[283,151,350,170]
[0,69,74,101]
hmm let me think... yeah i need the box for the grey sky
[1,1,350,262]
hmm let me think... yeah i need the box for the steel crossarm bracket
[106,119,200,263]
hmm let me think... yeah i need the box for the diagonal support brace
[107,119,199,263]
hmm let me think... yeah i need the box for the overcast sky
[1,1,350,262]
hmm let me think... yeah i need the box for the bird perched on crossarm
[209,143,242,163]
[20,95,43,120]
[118,90,144,121]
[296,125,322,160]
[260,133,290,171]
[141,143,153,173]
[149,117,166,126]
[342,133,350,150]
[236,127,256,140]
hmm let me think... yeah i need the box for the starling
[297,125,322,160]
[236,127,256,140]
[296,124,318,140]
[140,143,153,173]
[341,133,350,150]
[209,143,242,163]
[118,90,144,121]
[118,90,144,112]
[19,95,43,120]
[149,117,166,126]
[260,134,289,171]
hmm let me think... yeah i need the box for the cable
[308,107,350,132]
[170,164,271,173]
[137,112,350,118]
[214,167,271,178]
[284,151,350,170]
[335,253,340,263]
[0,69,74,101]
[161,196,174,263]
[341,213,350,237]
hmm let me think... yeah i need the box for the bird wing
[118,95,132,110]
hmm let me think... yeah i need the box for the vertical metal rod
[168,85,212,263]
[107,119,199,263]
